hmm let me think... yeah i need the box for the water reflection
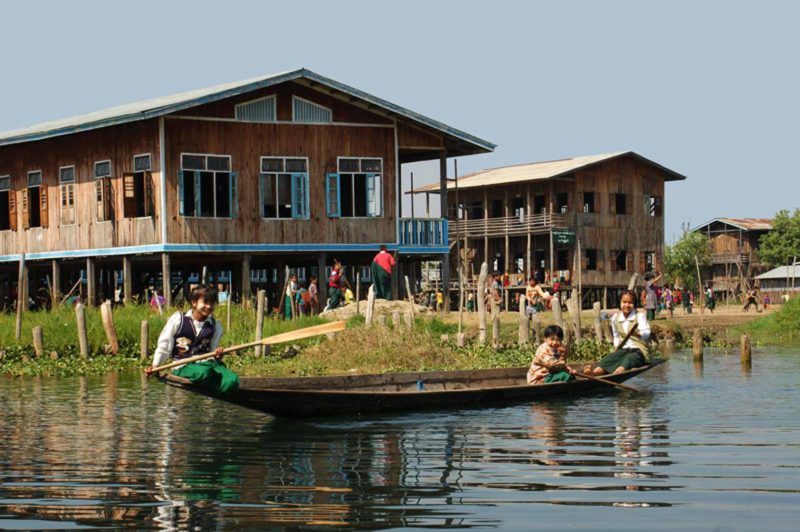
[1,353,799,530]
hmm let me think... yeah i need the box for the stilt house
[0,69,494,308]
[412,151,686,307]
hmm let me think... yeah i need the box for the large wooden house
[0,69,494,308]
[412,151,686,307]
[693,218,772,298]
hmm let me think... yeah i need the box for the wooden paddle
[148,320,346,374]
[536,361,641,393]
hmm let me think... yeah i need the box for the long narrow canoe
[159,361,663,419]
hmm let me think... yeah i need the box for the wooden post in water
[477,262,488,345]
[593,301,603,341]
[518,296,529,345]
[568,289,582,341]
[32,326,44,357]
[140,320,149,360]
[365,285,376,327]
[100,300,119,354]
[15,253,25,340]
[552,293,564,330]
[76,303,89,357]
[254,289,266,356]
[492,315,500,347]
[692,328,703,361]
[740,334,752,369]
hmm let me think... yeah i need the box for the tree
[757,209,800,268]
[664,229,711,291]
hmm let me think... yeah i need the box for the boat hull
[160,361,663,419]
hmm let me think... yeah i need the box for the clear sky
[1,0,797,242]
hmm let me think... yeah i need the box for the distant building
[755,262,800,297]
[692,218,772,297]
[412,151,686,307]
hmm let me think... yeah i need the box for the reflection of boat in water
[160,361,664,419]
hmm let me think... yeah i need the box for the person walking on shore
[371,245,397,300]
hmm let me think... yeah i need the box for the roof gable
[0,68,495,156]
[692,218,773,233]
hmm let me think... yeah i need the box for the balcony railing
[398,218,448,247]
[447,212,574,239]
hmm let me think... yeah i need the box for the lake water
[0,349,798,530]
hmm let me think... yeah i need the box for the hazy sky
[1,0,797,242]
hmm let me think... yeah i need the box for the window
[556,192,569,214]
[583,192,595,213]
[59,166,76,225]
[327,158,382,218]
[93,160,114,222]
[586,248,598,270]
[644,194,663,217]
[124,154,153,218]
[614,193,627,215]
[612,250,628,271]
[259,157,309,219]
[22,171,47,229]
[512,197,525,219]
[556,248,569,270]
[0,175,14,231]
[292,96,332,123]
[179,154,237,218]
[644,251,656,272]
[491,199,503,218]
[235,96,276,122]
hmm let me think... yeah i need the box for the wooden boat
[160,361,663,419]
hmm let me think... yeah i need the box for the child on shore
[527,325,576,384]
[146,284,239,395]
[585,289,650,376]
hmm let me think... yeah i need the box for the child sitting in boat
[585,289,650,376]
[527,325,576,384]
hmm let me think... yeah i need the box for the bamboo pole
[75,303,89,358]
[15,253,25,340]
[140,320,149,360]
[254,289,266,356]
[518,294,529,345]
[477,262,488,345]
[32,326,44,357]
[355,272,361,315]
[404,275,415,320]
[59,277,82,306]
[100,300,119,354]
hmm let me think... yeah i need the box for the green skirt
[598,348,646,373]
[173,359,240,395]
[371,262,393,300]
[544,371,574,383]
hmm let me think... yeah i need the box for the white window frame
[93,159,113,223]
[179,152,235,219]
[235,95,277,122]
[26,170,43,228]
[133,153,152,172]
[0,175,11,232]
[259,156,310,220]
[335,156,383,218]
[59,165,76,226]
[292,95,333,123]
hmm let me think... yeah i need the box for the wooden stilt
[161,253,171,308]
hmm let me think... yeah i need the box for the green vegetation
[737,296,800,345]
[757,209,800,268]
[664,228,711,290]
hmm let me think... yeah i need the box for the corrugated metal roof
[756,263,800,280]
[411,151,686,193]
[0,68,496,154]
[693,218,773,232]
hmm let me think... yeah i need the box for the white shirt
[152,310,223,367]
[611,310,651,349]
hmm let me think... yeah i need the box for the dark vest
[172,312,216,360]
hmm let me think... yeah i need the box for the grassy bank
[737,296,800,345]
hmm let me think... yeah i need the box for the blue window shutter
[259,174,265,218]
[291,173,308,219]
[194,172,202,216]
[178,170,185,215]
[230,171,238,218]
[326,173,340,218]
[366,173,381,217]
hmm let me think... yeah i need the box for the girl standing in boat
[146,285,239,395]
[528,325,576,384]
[585,289,650,376]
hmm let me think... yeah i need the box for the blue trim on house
[0,242,448,263]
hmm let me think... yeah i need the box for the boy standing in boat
[528,325,576,384]
[146,284,239,395]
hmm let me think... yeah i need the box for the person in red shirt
[328,260,345,309]
[371,245,397,300]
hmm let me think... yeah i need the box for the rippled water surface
[1,350,799,530]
